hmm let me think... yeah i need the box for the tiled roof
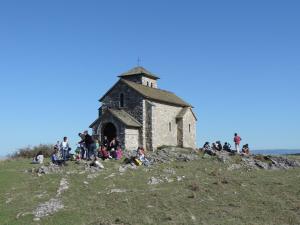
[108,109,142,128]
[121,79,191,107]
[176,107,197,121]
[118,66,159,80]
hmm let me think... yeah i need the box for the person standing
[234,133,242,153]
[78,133,86,159]
[84,130,95,160]
[60,137,71,161]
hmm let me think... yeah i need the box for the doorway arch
[102,122,117,142]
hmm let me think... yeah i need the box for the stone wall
[141,77,158,88]
[121,75,157,88]
[151,101,182,149]
[96,79,197,151]
[182,108,197,149]
[125,128,139,151]
[145,101,153,150]
[101,81,144,124]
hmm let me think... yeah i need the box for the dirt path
[33,177,69,221]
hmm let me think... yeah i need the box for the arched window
[150,82,153,88]
[189,124,191,133]
[120,93,124,108]
[169,122,172,132]
[147,81,149,86]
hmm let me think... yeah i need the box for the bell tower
[118,66,159,88]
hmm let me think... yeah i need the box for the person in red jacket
[234,133,242,153]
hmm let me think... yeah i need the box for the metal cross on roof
[137,57,142,66]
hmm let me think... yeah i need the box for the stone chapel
[89,66,197,151]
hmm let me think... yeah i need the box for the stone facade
[124,128,139,150]
[150,101,182,149]
[90,67,197,151]
[181,108,197,148]
[101,82,144,124]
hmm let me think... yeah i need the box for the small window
[120,93,124,108]
[169,122,172,132]
[189,124,191,133]
[147,81,149,86]
[150,82,153,88]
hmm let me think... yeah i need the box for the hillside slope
[0,149,300,225]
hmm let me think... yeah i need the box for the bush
[9,144,54,159]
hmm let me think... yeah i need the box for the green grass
[0,155,300,225]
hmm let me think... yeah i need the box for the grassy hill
[0,150,300,225]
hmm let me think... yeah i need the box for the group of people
[48,131,123,165]
[44,129,151,168]
[202,133,250,156]
[32,136,71,165]
[49,136,72,165]
[76,132,122,161]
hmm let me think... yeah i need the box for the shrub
[9,144,54,159]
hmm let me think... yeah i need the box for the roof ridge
[119,66,159,80]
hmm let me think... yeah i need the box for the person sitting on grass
[216,141,223,151]
[212,143,218,151]
[242,144,250,155]
[137,147,150,166]
[203,142,216,156]
[32,151,44,164]
[110,147,117,159]
[223,142,232,152]
[203,142,210,151]
[115,146,123,160]
[102,136,109,148]
[99,146,110,161]
[74,145,81,162]
[109,138,119,152]
[51,150,65,166]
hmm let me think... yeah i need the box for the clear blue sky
[0,0,299,156]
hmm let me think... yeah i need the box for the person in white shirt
[60,137,71,161]
[32,151,44,164]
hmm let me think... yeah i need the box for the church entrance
[102,122,117,142]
